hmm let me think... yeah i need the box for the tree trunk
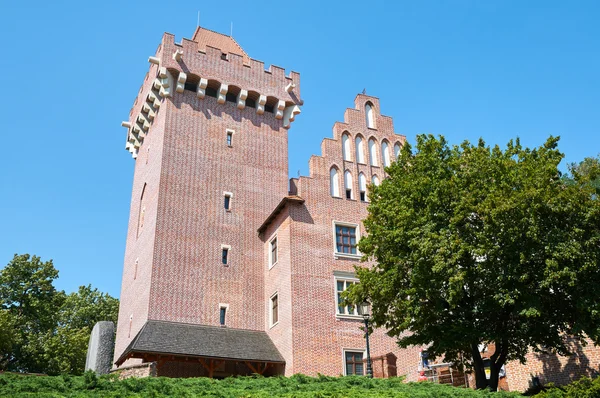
[471,343,488,390]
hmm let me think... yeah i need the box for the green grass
[0,372,522,398]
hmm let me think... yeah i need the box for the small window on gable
[270,293,278,326]
[226,129,234,146]
[368,139,378,166]
[224,192,233,211]
[342,133,351,161]
[344,171,353,200]
[382,141,391,167]
[269,236,278,268]
[355,136,365,163]
[221,245,231,265]
[365,102,375,129]
[330,167,340,197]
[359,173,367,202]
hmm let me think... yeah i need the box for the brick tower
[114,27,302,377]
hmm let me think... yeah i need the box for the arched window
[137,183,147,238]
[368,138,378,166]
[365,102,375,129]
[372,175,380,186]
[355,136,365,163]
[394,143,401,159]
[382,141,391,167]
[342,133,351,161]
[330,168,340,197]
[344,171,354,199]
[359,173,367,202]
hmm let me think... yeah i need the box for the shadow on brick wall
[534,338,599,388]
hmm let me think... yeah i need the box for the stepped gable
[192,27,250,64]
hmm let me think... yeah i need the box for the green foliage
[0,373,522,397]
[533,376,600,398]
[349,135,600,391]
[0,254,119,375]
[564,155,600,196]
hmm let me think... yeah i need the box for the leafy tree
[350,135,600,391]
[564,155,600,195]
[0,254,65,373]
[44,285,119,375]
[0,254,119,375]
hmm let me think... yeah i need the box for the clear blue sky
[0,1,598,298]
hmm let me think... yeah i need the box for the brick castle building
[113,27,600,390]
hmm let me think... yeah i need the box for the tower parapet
[122,31,302,158]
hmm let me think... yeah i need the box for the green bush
[0,373,522,397]
[533,376,600,398]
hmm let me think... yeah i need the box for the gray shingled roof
[116,320,285,366]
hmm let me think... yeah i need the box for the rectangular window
[271,293,278,326]
[335,224,357,255]
[336,278,362,316]
[222,247,229,265]
[345,351,364,375]
[270,237,278,267]
[346,189,352,199]
[224,192,232,210]
[360,191,366,202]
[220,307,227,325]
[226,130,234,146]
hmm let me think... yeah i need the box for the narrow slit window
[270,237,278,266]
[226,130,234,146]
[220,307,227,325]
[222,247,229,265]
[224,192,232,210]
[271,293,278,326]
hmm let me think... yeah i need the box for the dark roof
[257,195,305,235]
[115,320,284,366]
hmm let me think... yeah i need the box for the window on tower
[224,192,232,211]
[220,305,227,326]
[221,245,231,265]
[226,129,234,147]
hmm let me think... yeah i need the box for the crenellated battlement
[122,29,303,159]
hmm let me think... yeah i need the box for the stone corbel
[197,78,208,99]
[148,56,160,65]
[176,72,187,93]
[283,105,301,128]
[285,82,296,93]
[173,49,183,61]
[121,121,132,128]
[217,83,228,104]
[275,100,285,120]
[237,89,247,109]
[159,68,173,97]
[256,95,267,115]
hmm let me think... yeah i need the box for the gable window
[368,139,378,166]
[221,245,231,265]
[336,277,362,316]
[359,173,367,202]
[382,141,391,167]
[334,222,359,256]
[365,102,375,129]
[344,171,353,199]
[345,351,365,375]
[270,293,279,326]
[224,192,233,211]
[342,133,351,161]
[226,129,234,146]
[355,136,365,163]
[330,167,340,197]
[269,236,278,268]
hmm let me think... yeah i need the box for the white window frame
[332,221,361,259]
[269,234,278,269]
[269,291,279,328]
[223,191,233,211]
[342,348,367,376]
[221,244,231,266]
[226,129,235,147]
[334,273,362,319]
